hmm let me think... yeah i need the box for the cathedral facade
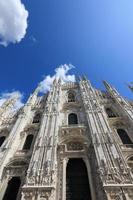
[0,77,133,200]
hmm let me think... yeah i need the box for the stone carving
[0,78,132,200]
[67,142,83,151]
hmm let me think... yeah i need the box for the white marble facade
[0,77,133,200]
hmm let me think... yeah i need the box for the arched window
[117,129,132,144]
[106,108,117,118]
[68,113,78,125]
[23,134,34,150]
[32,113,41,123]
[127,156,133,168]
[68,92,75,102]
[0,136,6,147]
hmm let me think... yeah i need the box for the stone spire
[80,78,133,199]
[0,93,19,121]
[0,85,40,180]
[103,80,117,91]
[103,80,133,122]
[22,77,62,200]
[26,85,40,105]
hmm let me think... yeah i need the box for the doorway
[66,158,92,200]
[3,177,21,200]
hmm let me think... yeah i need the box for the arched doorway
[66,158,92,200]
[3,177,21,200]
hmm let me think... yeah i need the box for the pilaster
[22,79,62,200]
[79,78,133,200]
[0,87,39,186]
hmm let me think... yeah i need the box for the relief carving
[67,142,83,151]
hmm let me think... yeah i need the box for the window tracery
[32,113,41,123]
[106,108,117,118]
[68,91,75,102]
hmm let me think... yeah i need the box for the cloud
[0,0,28,46]
[39,64,76,93]
[0,91,24,110]
[0,65,75,111]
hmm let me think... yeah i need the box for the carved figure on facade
[0,78,133,200]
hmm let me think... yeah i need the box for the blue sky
[0,0,133,103]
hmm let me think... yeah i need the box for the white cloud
[39,64,76,93]
[0,65,75,110]
[0,0,28,46]
[0,91,24,110]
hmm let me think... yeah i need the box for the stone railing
[14,150,31,158]
[61,124,85,128]
[62,82,78,90]
[59,124,88,142]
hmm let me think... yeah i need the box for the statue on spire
[128,82,133,92]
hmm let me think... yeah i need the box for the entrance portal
[66,158,92,200]
[3,177,21,200]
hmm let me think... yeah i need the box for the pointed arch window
[23,134,34,150]
[0,136,6,147]
[106,108,117,118]
[32,113,41,123]
[117,129,132,144]
[68,92,75,102]
[68,113,78,125]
